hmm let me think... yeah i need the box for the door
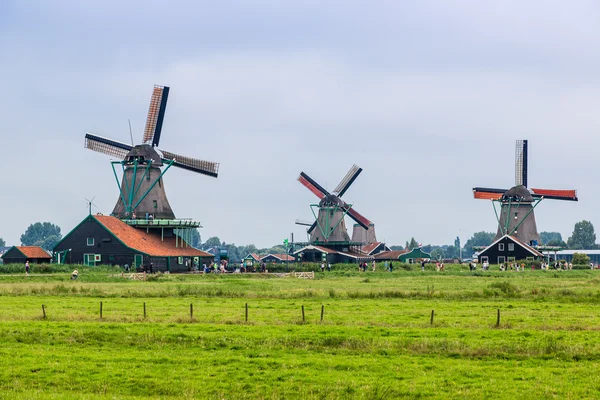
[497,256,505,264]
[83,254,95,267]
[134,254,143,270]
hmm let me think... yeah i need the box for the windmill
[297,165,373,244]
[473,140,577,245]
[84,85,219,220]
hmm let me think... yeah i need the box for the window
[178,256,183,265]
[153,200,158,209]
[508,243,514,251]
[87,237,94,246]
[498,243,505,251]
[498,256,505,264]
[94,254,101,262]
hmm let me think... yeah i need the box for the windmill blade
[333,164,362,197]
[298,172,329,199]
[473,187,508,200]
[340,202,371,230]
[515,139,528,187]
[160,149,219,177]
[530,188,578,201]
[85,133,132,159]
[295,219,313,227]
[142,85,170,147]
[307,221,318,234]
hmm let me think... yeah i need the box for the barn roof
[93,215,212,257]
[479,234,543,257]
[262,253,294,261]
[13,246,51,259]
[374,250,409,260]
[361,242,389,255]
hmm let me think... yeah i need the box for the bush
[572,253,591,266]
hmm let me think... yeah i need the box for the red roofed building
[53,214,213,272]
[1,246,52,264]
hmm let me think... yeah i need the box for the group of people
[320,262,332,272]
[203,260,230,274]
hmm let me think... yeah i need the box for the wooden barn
[261,254,295,264]
[1,246,51,264]
[477,234,543,265]
[294,245,370,264]
[53,214,213,272]
[374,248,431,263]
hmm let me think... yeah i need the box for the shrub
[572,253,591,266]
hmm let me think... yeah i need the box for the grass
[1,269,600,398]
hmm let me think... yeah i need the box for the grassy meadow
[1,266,600,399]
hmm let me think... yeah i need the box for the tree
[175,228,201,248]
[568,221,597,250]
[454,236,460,249]
[572,252,591,265]
[407,237,419,250]
[389,245,404,251]
[0,238,5,247]
[463,232,495,258]
[540,232,563,245]
[20,222,62,251]
[202,236,222,250]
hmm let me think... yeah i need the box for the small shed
[398,248,432,263]
[1,246,51,264]
[243,253,262,268]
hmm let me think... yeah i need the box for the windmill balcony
[122,218,202,229]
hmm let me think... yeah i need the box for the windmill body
[84,85,219,229]
[473,140,577,246]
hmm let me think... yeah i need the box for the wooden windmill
[84,85,219,220]
[297,165,373,244]
[473,140,577,245]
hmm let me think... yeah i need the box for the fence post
[496,309,500,327]
[245,303,248,322]
[302,305,305,322]
[100,301,103,319]
[321,305,324,322]
[143,302,146,319]
[42,305,46,319]
[430,310,434,325]
[190,303,193,319]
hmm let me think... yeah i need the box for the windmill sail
[142,85,170,147]
[160,150,219,177]
[515,139,527,187]
[85,133,133,159]
[333,165,362,197]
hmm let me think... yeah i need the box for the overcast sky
[1,1,599,248]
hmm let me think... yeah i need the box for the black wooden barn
[260,254,295,264]
[293,245,371,264]
[477,235,543,265]
[53,214,213,272]
[1,246,51,264]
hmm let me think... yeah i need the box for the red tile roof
[94,215,212,257]
[374,250,408,260]
[262,253,295,261]
[16,246,51,259]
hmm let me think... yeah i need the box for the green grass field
[1,268,600,399]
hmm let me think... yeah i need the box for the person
[71,269,79,280]
[591,262,595,270]
[132,212,136,220]
[521,262,525,272]
[421,260,426,272]
[372,260,376,272]
[327,262,331,272]
[321,262,325,272]
[124,263,130,272]
[435,261,440,271]
[389,261,393,272]
[440,262,445,271]
[25,260,30,276]
[384,261,389,271]
[569,262,573,270]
